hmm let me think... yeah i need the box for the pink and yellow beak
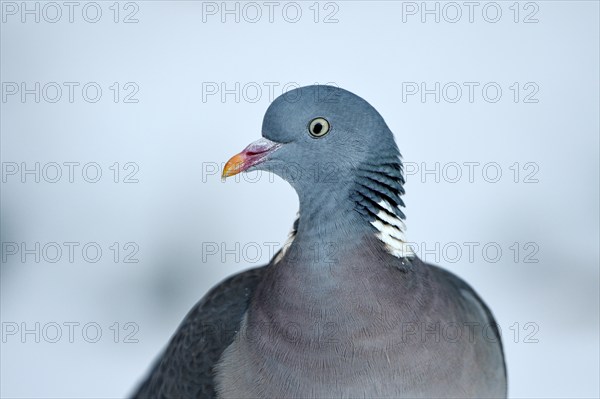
[222,138,282,179]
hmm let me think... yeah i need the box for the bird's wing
[426,263,503,345]
[426,262,507,386]
[131,266,267,399]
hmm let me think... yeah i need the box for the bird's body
[217,255,505,398]
[134,254,505,398]
[133,85,506,398]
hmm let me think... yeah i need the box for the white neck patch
[370,200,414,258]
[273,214,299,264]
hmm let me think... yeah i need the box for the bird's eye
[308,117,330,138]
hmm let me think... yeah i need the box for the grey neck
[282,153,410,265]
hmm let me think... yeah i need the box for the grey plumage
[133,85,506,398]
[133,267,265,398]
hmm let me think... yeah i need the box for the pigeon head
[223,85,399,187]
[223,85,410,255]
[261,85,399,171]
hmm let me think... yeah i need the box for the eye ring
[308,117,330,138]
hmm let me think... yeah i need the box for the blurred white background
[1,1,598,398]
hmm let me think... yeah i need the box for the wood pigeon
[133,85,507,398]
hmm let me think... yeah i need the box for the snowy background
[1,1,599,398]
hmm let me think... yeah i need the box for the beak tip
[221,170,232,180]
[221,163,238,180]
[222,153,246,180]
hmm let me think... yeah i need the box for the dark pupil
[313,123,323,134]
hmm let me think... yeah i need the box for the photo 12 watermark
[400,2,540,24]
[1,82,140,104]
[404,161,540,184]
[202,241,339,265]
[1,2,140,24]
[405,241,540,264]
[1,321,140,343]
[201,81,341,104]
[400,82,540,104]
[2,162,140,183]
[201,1,340,24]
[1,241,140,264]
